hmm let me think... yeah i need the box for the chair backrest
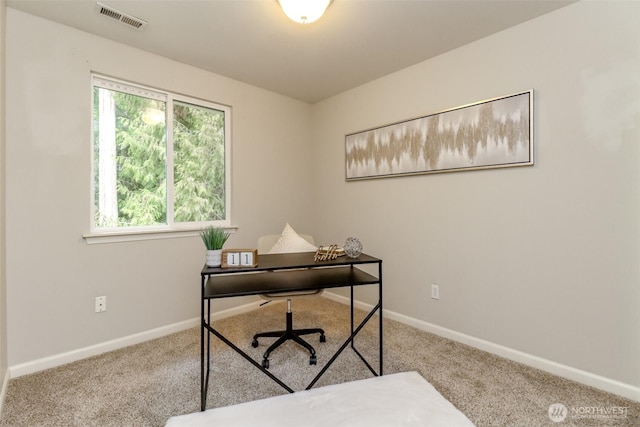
[257,234,315,254]
[257,233,320,299]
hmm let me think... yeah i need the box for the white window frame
[84,74,233,244]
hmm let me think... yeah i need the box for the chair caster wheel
[252,339,259,348]
[262,359,269,369]
[310,355,317,365]
[319,334,326,343]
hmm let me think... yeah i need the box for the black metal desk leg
[379,261,383,375]
[200,275,206,411]
[350,285,355,349]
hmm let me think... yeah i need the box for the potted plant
[201,226,231,267]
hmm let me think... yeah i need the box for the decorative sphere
[344,237,363,258]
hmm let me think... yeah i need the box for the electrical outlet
[95,296,107,313]
[431,284,440,300]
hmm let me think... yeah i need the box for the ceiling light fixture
[277,0,333,24]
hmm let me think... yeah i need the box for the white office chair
[251,234,325,369]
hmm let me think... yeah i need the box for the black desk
[200,252,383,411]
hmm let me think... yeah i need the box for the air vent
[96,2,147,30]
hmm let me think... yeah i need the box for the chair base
[252,310,325,369]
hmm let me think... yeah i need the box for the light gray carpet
[1,296,638,426]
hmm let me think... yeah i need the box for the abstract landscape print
[345,91,533,180]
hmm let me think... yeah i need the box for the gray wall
[312,0,639,394]
[0,0,8,411]
[5,8,314,368]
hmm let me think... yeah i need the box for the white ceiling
[7,0,575,103]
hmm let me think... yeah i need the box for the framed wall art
[345,90,533,181]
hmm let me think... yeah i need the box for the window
[91,75,230,235]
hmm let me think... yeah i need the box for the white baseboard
[7,293,639,402]
[8,300,264,379]
[322,292,640,402]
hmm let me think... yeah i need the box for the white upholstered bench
[165,371,474,426]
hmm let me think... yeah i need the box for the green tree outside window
[92,76,229,230]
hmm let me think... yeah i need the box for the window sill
[83,226,238,245]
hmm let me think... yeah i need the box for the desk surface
[202,252,380,275]
[202,252,381,299]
